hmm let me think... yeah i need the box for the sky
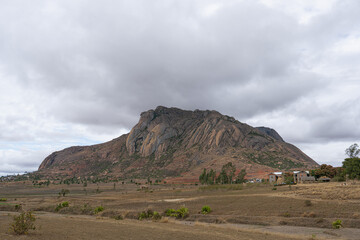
[1,0,359,176]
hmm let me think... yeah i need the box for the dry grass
[302,212,316,218]
[285,182,360,200]
[1,180,360,238]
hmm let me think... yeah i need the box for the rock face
[38,106,319,179]
[256,127,284,142]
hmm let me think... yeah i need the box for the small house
[269,172,283,184]
[293,171,315,183]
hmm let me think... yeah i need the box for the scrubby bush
[138,211,147,220]
[9,211,36,235]
[201,205,211,214]
[55,201,70,212]
[114,215,123,220]
[332,219,342,229]
[138,209,162,220]
[94,206,104,214]
[153,211,161,220]
[139,209,153,220]
[164,207,189,219]
[176,207,189,219]
[272,187,277,191]
[55,204,62,212]
[0,198,7,201]
[164,208,177,217]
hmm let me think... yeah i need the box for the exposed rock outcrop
[38,106,318,179]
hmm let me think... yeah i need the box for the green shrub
[55,204,62,212]
[146,209,154,217]
[332,219,342,229]
[114,215,123,220]
[0,198,7,201]
[138,211,147,220]
[165,208,177,217]
[139,209,153,220]
[55,201,69,212]
[94,206,104,214]
[201,205,211,214]
[176,207,189,219]
[9,211,36,235]
[152,211,161,220]
[164,207,189,219]
[138,209,162,220]
[272,187,277,191]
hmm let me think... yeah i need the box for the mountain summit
[38,106,318,180]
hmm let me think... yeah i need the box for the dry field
[1,181,360,239]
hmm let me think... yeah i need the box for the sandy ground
[0,211,293,240]
[1,211,359,240]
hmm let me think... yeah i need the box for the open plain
[1,181,360,239]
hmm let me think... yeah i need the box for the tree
[199,169,207,185]
[222,162,236,184]
[343,157,360,180]
[235,169,246,184]
[284,172,294,184]
[313,164,337,179]
[207,169,216,185]
[216,169,229,184]
[343,143,360,180]
[346,143,360,158]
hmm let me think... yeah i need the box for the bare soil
[1,181,360,239]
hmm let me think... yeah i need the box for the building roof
[293,170,310,174]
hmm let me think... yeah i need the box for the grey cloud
[0,0,360,175]
[0,0,317,130]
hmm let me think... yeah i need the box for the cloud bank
[1,0,359,175]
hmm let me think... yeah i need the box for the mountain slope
[38,106,318,179]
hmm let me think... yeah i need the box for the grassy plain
[1,181,360,239]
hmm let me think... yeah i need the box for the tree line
[343,143,360,180]
[199,162,246,185]
[309,143,360,181]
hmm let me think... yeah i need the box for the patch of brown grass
[302,212,316,218]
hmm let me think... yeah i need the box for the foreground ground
[1,181,360,239]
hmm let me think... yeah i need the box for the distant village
[268,170,329,185]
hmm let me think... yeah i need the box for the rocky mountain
[38,106,318,180]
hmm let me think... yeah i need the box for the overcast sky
[1,0,359,176]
